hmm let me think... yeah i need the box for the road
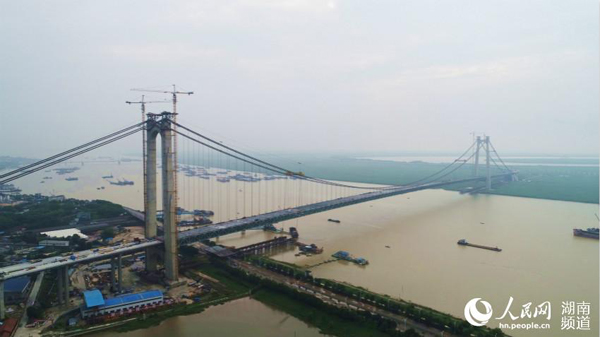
[234,260,456,337]
[0,241,159,280]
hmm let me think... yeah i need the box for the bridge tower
[472,135,492,191]
[144,115,161,272]
[144,112,179,282]
[485,136,491,191]
[473,136,482,176]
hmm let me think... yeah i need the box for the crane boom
[131,88,193,95]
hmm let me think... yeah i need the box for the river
[90,297,328,337]
[11,160,599,336]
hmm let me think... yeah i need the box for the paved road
[235,260,455,337]
[0,240,159,280]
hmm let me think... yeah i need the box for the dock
[457,239,501,252]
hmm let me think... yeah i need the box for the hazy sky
[0,0,598,158]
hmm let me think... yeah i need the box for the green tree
[101,227,115,239]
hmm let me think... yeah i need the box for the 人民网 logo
[464,298,493,327]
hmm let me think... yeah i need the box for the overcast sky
[0,0,597,158]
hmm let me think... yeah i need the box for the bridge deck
[0,240,160,280]
[178,173,513,243]
[0,173,514,280]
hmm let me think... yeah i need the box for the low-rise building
[39,240,70,247]
[80,289,163,319]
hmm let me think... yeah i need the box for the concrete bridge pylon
[144,112,179,282]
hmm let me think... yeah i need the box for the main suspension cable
[0,128,143,185]
[0,121,144,180]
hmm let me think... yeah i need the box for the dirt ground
[114,226,145,243]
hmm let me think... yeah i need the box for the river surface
[90,297,328,337]
[11,160,599,336]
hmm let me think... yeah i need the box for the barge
[457,239,502,252]
[332,250,369,265]
[573,228,599,240]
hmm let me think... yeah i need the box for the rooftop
[41,228,88,239]
[83,289,105,308]
[104,290,163,307]
[82,290,163,310]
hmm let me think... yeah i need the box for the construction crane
[126,95,169,221]
[131,85,194,224]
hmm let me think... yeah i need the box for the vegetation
[0,197,124,232]
[180,153,599,203]
[100,227,115,240]
[476,165,599,203]
[247,256,505,337]
[253,285,418,337]
[36,270,59,320]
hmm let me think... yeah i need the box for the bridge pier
[161,120,179,282]
[63,266,69,304]
[117,254,123,293]
[57,268,64,305]
[110,257,116,292]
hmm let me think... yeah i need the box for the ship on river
[109,179,134,186]
[573,228,599,239]
[332,250,369,265]
[457,239,502,252]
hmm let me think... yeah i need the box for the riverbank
[107,259,415,337]
[71,257,477,337]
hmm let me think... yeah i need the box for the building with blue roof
[81,289,163,319]
[83,290,105,308]
[4,276,31,304]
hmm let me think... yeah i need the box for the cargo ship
[102,174,113,179]
[55,167,79,175]
[65,177,79,181]
[328,219,341,223]
[109,179,134,186]
[457,239,501,252]
[573,228,599,239]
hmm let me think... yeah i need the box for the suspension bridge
[0,108,517,318]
